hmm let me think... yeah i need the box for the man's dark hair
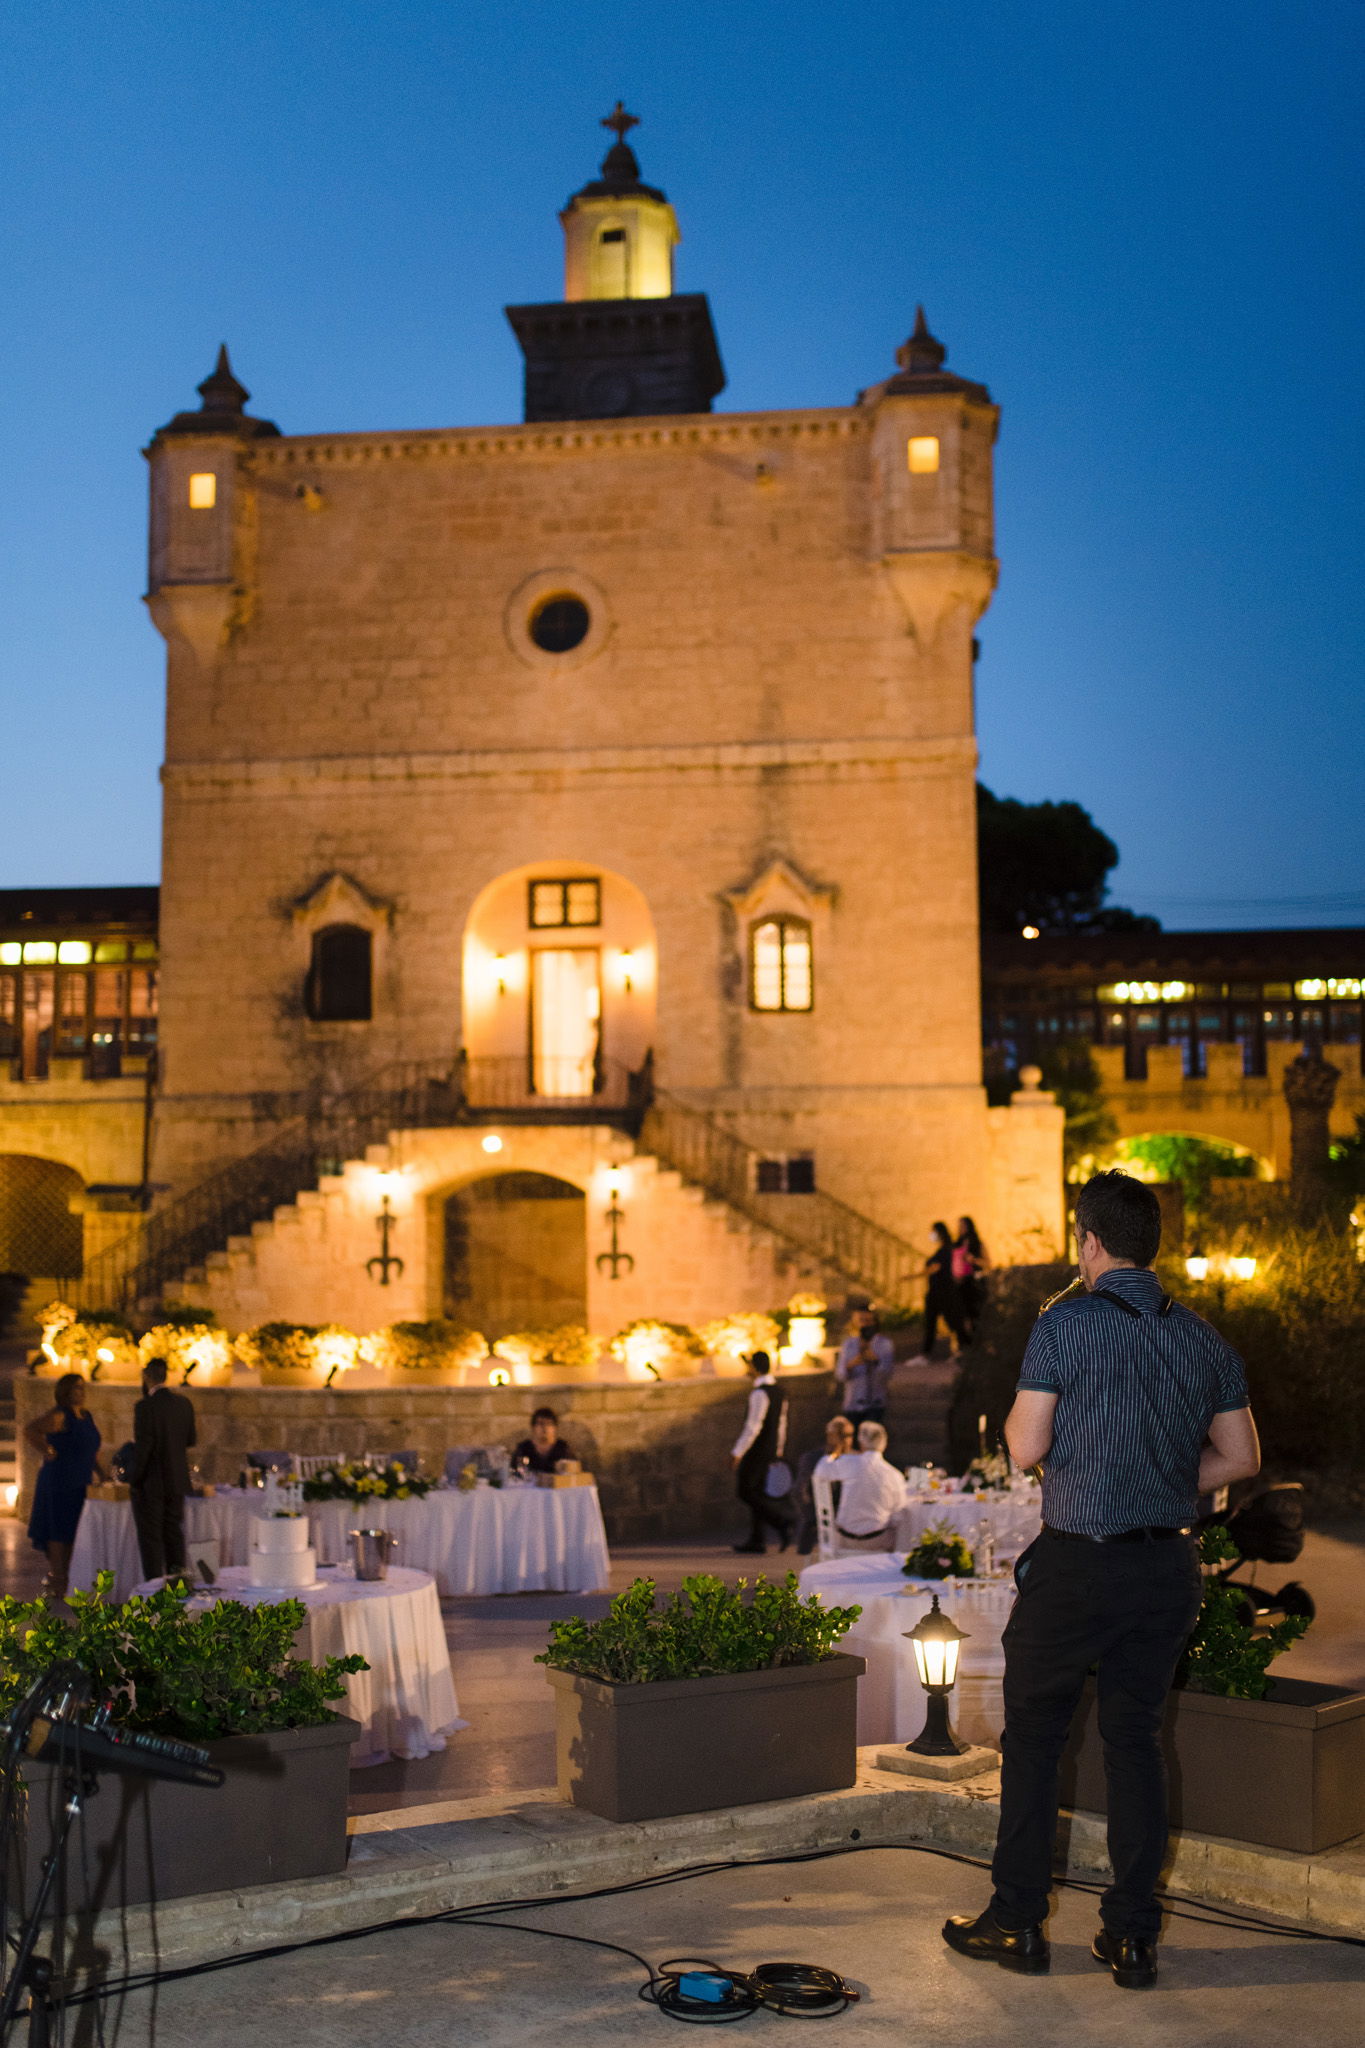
[1074,1171,1162,1267]
[143,1356,169,1387]
[747,1350,771,1372]
[530,1406,558,1427]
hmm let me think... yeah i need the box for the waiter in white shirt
[731,1350,791,1555]
[832,1422,906,1552]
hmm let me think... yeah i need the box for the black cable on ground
[38,1832,1365,2021]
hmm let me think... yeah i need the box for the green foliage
[301,1459,433,1503]
[536,1573,860,1685]
[0,1573,366,1742]
[1164,1225,1365,1476]
[1038,1043,1117,1167]
[1327,1113,1365,1197]
[976,783,1159,936]
[902,1523,975,1580]
[368,1319,488,1373]
[1179,1527,1310,1699]
[1121,1134,1258,1216]
[152,1304,224,1329]
[492,1324,600,1374]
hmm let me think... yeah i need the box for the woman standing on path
[953,1216,991,1340]
[26,1372,105,1599]
[915,1221,968,1362]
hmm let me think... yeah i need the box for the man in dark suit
[130,1355,197,1580]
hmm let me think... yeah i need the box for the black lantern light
[904,1594,969,1757]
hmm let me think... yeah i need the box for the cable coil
[642,1956,857,2023]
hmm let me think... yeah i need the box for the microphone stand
[0,1756,96,2047]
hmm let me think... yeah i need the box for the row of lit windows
[0,938,157,967]
[1096,977,1363,1004]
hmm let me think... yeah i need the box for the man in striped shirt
[943,1171,1260,1989]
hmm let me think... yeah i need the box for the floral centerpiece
[609,1319,707,1381]
[362,1319,487,1385]
[493,1324,601,1381]
[140,1307,235,1386]
[963,1451,1012,1493]
[697,1312,782,1376]
[235,1322,360,1386]
[300,1459,434,1504]
[902,1521,975,1580]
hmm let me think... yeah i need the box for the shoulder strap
[1100,1290,1175,1319]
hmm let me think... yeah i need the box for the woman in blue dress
[26,1372,106,1599]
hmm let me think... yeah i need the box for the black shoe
[942,1907,1049,1974]
[1092,1928,1157,1988]
[732,1541,766,1554]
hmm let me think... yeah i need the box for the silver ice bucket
[348,1527,398,1581]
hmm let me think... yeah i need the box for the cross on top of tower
[601,101,639,145]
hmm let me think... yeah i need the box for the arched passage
[443,1171,587,1337]
[462,861,656,1106]
[0,1155,84,1278]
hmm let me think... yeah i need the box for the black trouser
[736,1449,790,1549]
[991,1528,1202,1940]
[131,1483,187,1580]
[841,1403,886,1437]
[923,1285,967,1354]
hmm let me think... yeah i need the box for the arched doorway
[0,1156,84,1279]
[443,1172,587,1336]
[461,861,656,1107]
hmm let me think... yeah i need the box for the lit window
[750,917,813,1012]
[21,942,56,965]
[907,436,940,474]
[94,939,128,962]
[305,924,372,1022]
[188,472,217,509]
[56,941,92,965]
[0,944,19,966]
[529,878,601,929]
[1328,978,1363,999]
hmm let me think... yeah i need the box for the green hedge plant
[0,1574,366,1743]
[537,1573,861,1686]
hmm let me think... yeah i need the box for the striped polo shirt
[1016,1266,1250,1535]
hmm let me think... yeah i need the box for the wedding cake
[248,1514,318,1591]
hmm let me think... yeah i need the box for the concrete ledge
[50,1749,1365,1986]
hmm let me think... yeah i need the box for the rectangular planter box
[21,1715,360,1911]
[1059,1677,1365,1854]
[547,1653,865,1824]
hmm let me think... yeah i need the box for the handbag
[765,1458,794,1499]
[951,1244,974,1280]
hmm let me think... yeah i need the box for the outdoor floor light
[904,1595,969,1757]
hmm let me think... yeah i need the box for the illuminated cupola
[506,106,725,422]
[560,102,679,300]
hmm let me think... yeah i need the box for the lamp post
[904,1595,969,1758]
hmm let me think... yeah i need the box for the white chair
[812,1474,837,1561]
[292,1453,344,1479]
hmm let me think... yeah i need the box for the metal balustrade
[69,1051,920,1314]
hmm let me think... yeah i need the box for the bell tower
[506,106,725,422]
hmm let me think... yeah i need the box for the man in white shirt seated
[831,1422,907,1553]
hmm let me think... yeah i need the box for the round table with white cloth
[132,1563,465,1769]
[70,1483,611,1603]
[892,1485,1042,1562]
[799,1554,1016,1750]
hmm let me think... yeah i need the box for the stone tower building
[138,113,1061,1336]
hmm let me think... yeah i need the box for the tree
[1036,1043,1117,1170]
[977,783,1160,935]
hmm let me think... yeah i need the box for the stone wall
[16,1370,840,1546]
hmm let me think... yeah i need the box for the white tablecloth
[893,1487,1042,1561]
[133,1563,464,1769]
[71,1484,611,1602]
[800,1554,1016,1750]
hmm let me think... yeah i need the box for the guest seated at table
[26,1373,107,1601]
[511,1407,577,1477]
[793,1415,855,1555]
[832,1422,907,1554]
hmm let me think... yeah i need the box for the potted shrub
[139,1308,235,1387]
[608,1319,707,1381]
[538,1572,864,1823]
[235,1321,359,1386]
[698,1313,782,1379]
[366,1318,488,1386]
[493,1324,602,1384]
[1060,1528,1365,1853]
[44,1309,141,1384]
[3,1574,364,1906]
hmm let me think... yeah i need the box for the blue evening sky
[2,2,1362,926]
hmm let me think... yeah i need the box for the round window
[528,594,591,654]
